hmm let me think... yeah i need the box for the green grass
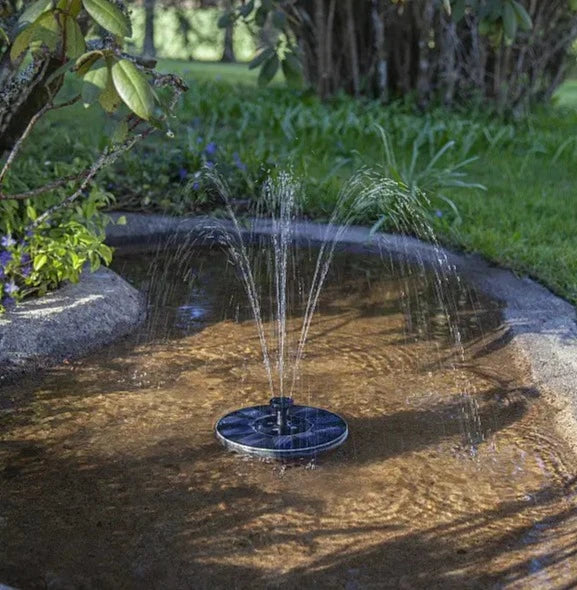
[155,59,283,85]
[554,79,577,107]
[20,60,577,305]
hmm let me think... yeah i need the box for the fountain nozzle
[270,397,293,435]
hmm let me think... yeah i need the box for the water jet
[209,173,363,460]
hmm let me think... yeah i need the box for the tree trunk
[221,25,236,62]
[288,0,577,110]
[220,0,236,62]
[371,0,388,102]
[143,0,156,58]
[0,57,65,155]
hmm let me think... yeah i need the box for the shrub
[0,0,186,311]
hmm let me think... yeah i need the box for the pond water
[1,245,577,589]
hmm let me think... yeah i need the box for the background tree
[220,0,236,62]
[143,0,157,57]
[225,0,577,111]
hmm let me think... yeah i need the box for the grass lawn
[155,59,270,85]
[23,59,577,305]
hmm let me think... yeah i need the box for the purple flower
[1,235,16,248]
[25,229,34,238]
[192,182,200,191]
[178,167,188,180]
[205,142,217,156]
[21,264,32,278]
[1,296,15,309]
[0,251,12,267]
[0,268,4,280]
[196,136,204,144]
[435,210,443,218]
[205,161,215,169]
[21,253,31,265]
[4,280,18,295]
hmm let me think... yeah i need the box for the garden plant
[0,0,186,311]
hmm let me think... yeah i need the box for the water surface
[1,245,576,589]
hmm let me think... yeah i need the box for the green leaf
[34,253,48,271]
[511,0,533,30]
[57,0,83,14]
[26,204,37,221]
[217,12,233,28]
[33,11,60,49]
[18,0,51,26]
[99,72,122,111]
[111,58,155,120]
[98,244,113,264]
[10,25,34,61]
[282,53,302,87]
[257,53,279,87]
[249,46,274,70]
[478,19,492,36]
[452,0,466,22]
[82,58,109,106]
[255,6,268,27]
[89,254,101,272]
[82,0,132,37]
[64,15,85,58]
[69,0,84,17]
[239,0,254,17]
[571,0,577,11]
[70,251,82,270]
[503,1,517,40]
[76,50,102,76]
[110,119,128,144]
[11,11,60,61]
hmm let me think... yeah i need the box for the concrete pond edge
[0,267,145,385]
[106,213,577,449]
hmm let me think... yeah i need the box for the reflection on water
[1,246,577,589]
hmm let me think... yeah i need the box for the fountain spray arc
[213,173,354,459]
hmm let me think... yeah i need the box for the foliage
[54,63,577,304]
[370,123,486,228]
[0,192,115,311]
[94,78,502,223]
[0,0,186,311]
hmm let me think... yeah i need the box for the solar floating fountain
[210,171,431,460]
[215,396,348,459]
